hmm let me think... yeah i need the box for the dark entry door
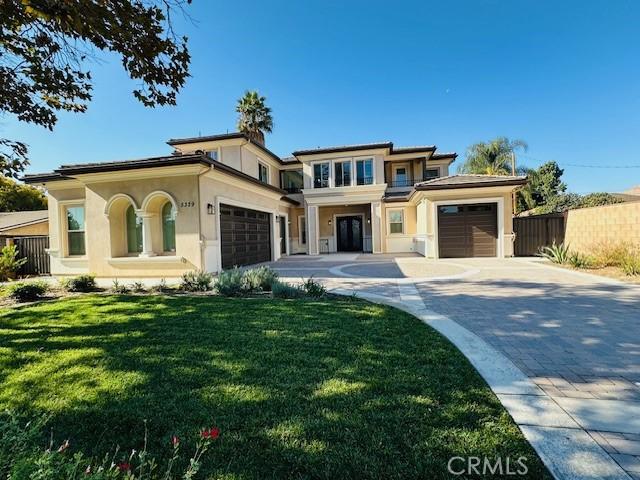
[438,203,497,258]
[279,216,287,255]
[337,216,363,252]
[220,204,271,269]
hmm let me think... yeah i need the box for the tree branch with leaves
[0,0,192,178]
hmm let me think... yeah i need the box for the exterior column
[370,201,382,254]
[307,205,319,255]
[139,213,156,257]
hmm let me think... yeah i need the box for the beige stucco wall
[565,202,640,253]
[382,203,417,253]
[0,221,49,237]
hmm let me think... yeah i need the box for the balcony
[387,175,439,188]
[283,186,302,194]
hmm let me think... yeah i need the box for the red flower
[200,427,220,440]
[171,435,180,446]
[117,462,131,472]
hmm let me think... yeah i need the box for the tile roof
[0,210,48,232]
[415,174,527,190]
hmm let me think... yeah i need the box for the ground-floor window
[299,216,306,244]
[66,205,86,255]
[126,205,143,254]
[388,208,404,234]
[162,201,176,252]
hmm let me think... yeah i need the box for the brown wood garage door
[220,204,271,269]
[438,203,497,258]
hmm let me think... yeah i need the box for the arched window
[126,205,143,254]
[162,201,176,252]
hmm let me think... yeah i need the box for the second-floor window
[313,162,330,188]
[356,158,373,185]
[258,162,269,183]
[424,167,440,181]
[281,169,303,193]
[335,160,352,187]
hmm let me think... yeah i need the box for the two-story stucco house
[23,133,526,279]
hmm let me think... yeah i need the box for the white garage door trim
[430,196,504,259]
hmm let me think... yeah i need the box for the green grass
[0,295,549,479]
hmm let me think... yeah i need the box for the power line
[518,153,640,169]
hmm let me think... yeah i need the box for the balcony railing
[387,175,439,188]
[283,186,302,194]
[355,176,374,186]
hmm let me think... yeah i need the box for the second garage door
[220,204,271,269]
[438,203,498,258]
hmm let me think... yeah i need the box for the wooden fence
[513,214,565,256]
[14,236,50,276]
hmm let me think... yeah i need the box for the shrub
[61,274,96,292]
[539,242,571,264]
[214,268,245,296]
[181,269,213,292]
[131,281,146,293]
[302,277,326,298]
[0,411,218,480]
[622,254,640,276]
[0,245,27,281]
[591,242,636,268]
[241,266,279,292]
[271,280,304,299]
[568,252,594,269]
[111,279,129,294]
[152,278,169,293]
[6,280,48,302]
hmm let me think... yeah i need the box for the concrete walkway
[270,254,640,480]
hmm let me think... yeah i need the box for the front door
[337,216,363,252]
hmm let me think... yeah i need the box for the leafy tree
[0,176,47,211]
[536,192,622,214]
[458,137,528,176]
[236,91,274,145]
[0,0,192,178]
[517,161,567,212]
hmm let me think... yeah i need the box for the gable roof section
[0,210,48,232]
[415,174,527,190]
[166,132,298,165]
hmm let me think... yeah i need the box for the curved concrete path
[271,254,640,479]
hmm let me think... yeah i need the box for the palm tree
[236,91,273,145]
[458,137,528,176]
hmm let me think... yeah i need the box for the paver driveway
[271,254,640,479]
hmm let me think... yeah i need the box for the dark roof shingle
[415,174,527,190]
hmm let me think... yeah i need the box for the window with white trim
[258,161,269,183]
[356,158,374,185]
[313,162,330,188]
[334,160,352,187]
[66,205,86,255]
[388,209,404,234]
[424,167,440,180]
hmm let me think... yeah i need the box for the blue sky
[4,0,640,193]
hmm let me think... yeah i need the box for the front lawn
[0,295,549,479]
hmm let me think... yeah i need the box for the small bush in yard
[152,278,170,293]
[302,277,326,297]
[61,274,96,292]
[539,242,571,264]
[568,252,595,269]
[591,242,636,268]
[0,245,27,281]
[181,269,213,292]
[0,411,218,480]
[6,281,48,302]
[131,281,146,293]
[111,279,129,294]
[242,266,279,292]
[622,254,640,276]
[214,268,245,296]
[272,280,305,299]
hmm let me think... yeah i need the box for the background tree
[0,176,47,211]
[0,0,192,178]
[458,137,528,176]
[516,161,567,212]
[236,91,273,145]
